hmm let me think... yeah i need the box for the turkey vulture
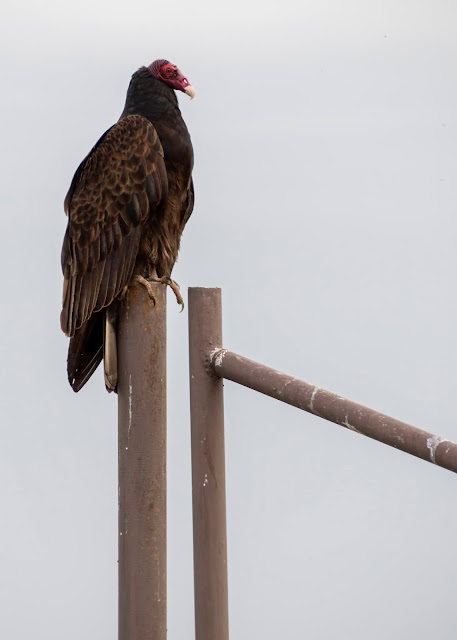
[60,59,195,392]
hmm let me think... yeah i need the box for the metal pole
[118,283,167,640]
[210,349,457,474]
[188,288,229,640]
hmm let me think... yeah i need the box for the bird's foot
[149,275,184,311]
[131,275,156,305]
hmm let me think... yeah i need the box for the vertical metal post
[188,287,229,640]
[118,283,167,640]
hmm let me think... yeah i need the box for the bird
[60,59,195,392]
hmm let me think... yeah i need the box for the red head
[148,59,195,99]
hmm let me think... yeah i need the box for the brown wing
[180,177,194,229]
[61,115,168,337]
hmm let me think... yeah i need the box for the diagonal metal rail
[209,349,457,474]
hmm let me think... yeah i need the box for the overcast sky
[1,0,457,638]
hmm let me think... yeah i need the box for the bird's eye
[166,68,172,75]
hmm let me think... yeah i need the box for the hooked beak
[184,85,196,100]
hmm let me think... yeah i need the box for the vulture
[60,59,195,392]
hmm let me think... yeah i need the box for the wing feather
[180,178,195,229]
[61,115,167,337]
[96,257,111,312]
[88,260,104,318]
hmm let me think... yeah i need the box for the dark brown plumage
[60,60,195,391]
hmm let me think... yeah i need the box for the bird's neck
[119,67,192,173]
[119,67,181,126]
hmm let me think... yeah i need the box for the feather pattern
[61,115,167,338]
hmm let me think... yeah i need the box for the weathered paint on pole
[210,349,457,474]
[188,288,229,640]
[118,283,167,640]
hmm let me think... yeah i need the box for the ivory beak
[184,85,196,100]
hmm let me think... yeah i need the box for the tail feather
[104,305,119,393]
[67,311,104,392]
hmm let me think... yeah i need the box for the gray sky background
[1,0,456,638]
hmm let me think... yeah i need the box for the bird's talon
[132,275,156,304]
[148,275,184,309]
